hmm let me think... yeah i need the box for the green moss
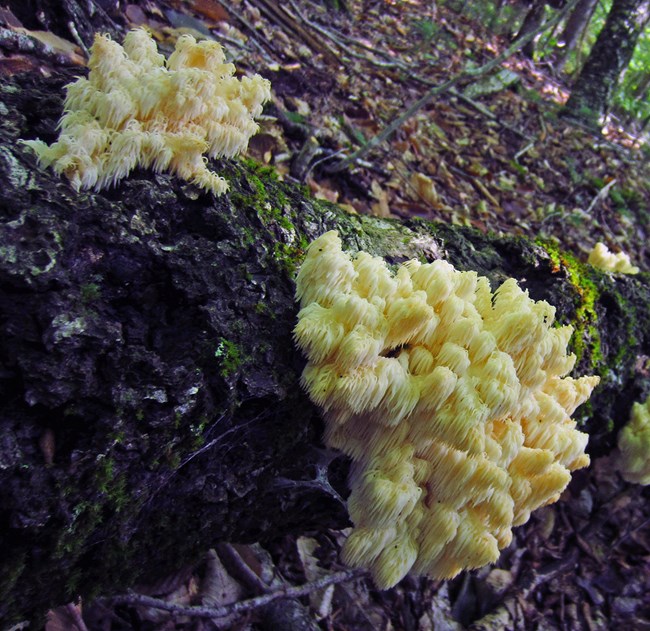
[0,552,26,606]
[252,195,295,232]
[54,499,103,560]
[60,568,84,603]
[254,300,276,319]
[239,156,279,182]
[109,430,125,444]
[229,177,303,274]
[188,416,208,450]
[272,240,304,276]
[535,240,603,369]
[225,159,320,279]
[238,165,291,229]
[610,291,640,367]
[108,473,128,513]
[214,337,243,378]
[166,450,182,469]
[240,225,257,247]
[54,447,135,576]
[80,282,101,302]
[248,172,267,198]
[95,455,115,494]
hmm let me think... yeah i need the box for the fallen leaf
[186,0,229,22]
[45,602,85,631]
[410,172,440,206]
[12,27,84,65]
[297,537,335,620]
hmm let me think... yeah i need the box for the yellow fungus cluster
[24,29,271,195]
[588,243,639,275]
[617,395,650,485]
[294,231,600,589]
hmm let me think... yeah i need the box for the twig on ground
[66,20,88,57]
[514,140,535,161]
[66,602,90,631]
[249,0,340,63]
[448,86,533,141]
[585,178,617,215]
[213,0,280,63]
[215,543,269,595]
[104,568,367,620]
[611,515,650,549]
[288,0,398,68]
[470,549,580,630]
[326,0,580,173]
[283,2,534,171]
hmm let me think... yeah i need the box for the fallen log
[0,71,648,624]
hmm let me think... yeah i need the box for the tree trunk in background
[491,0,529,32]
[515,0,566,57]
[562,0,650,126]
[557,0,599,71]
[1,72,650,625]
[516,0,548,57]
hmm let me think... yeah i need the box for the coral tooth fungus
[295,231,599,588]
[24,29,270,195]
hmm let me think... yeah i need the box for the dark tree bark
[5,0,122,46]
[562,0,650,126]
[517,0,548,57]
[1,72,649,625]
[557,0,599,70]
[513,0,566,57]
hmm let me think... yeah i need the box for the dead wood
[0,69,648,624]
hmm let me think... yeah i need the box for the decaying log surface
[0,71,648,624]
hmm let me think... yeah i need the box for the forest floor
[4,0,649,629]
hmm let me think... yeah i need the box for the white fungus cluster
[24,29,271,195]
[617,395,650,485]
[294,231,600,589]
[588,243,639,275]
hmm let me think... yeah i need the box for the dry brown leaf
[309,178,340,203]
[201,549,244,605]
[137,579,198,624]
[45,602,85,631]
[186,0,229,22]
[124,4,148,25]
[296,537,335,620]
[12,27,84,65]
[338,202,359,214]
[410,172,439,206]
[370,179,391,217]
[0,57,39,76]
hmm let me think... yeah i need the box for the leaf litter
[9,0,649,628]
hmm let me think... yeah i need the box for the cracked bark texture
[0,71,649,624]
[562,0,650,125]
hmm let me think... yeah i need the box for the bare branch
[104,568,367,620]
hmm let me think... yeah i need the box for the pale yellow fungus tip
[617,395,650,485]
[588,243,639,275]
[294,231,600,589]
[24,29,271,196]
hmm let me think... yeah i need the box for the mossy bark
[1,72,648,623]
